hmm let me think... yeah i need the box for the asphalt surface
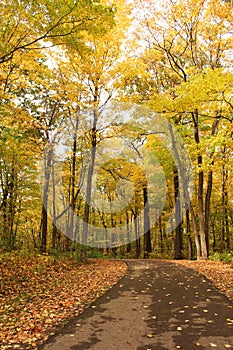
[40,260,233,350]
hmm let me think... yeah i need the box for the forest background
[0,0,233,262]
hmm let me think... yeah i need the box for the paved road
[40,260,233,350]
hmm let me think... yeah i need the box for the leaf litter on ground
[1,256,233,349]
[0,254,127,349]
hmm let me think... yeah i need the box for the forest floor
[0,254,232,349]
[0,254,127,349]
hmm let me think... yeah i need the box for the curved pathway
[40,260,233,350]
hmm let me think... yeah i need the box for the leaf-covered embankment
[0,254,127,349]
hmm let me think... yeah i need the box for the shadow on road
[40,260,233,350]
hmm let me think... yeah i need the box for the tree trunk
[1,184,9,243]
[8,162,17,249]
[40,147,53,254]
[205,170,212,256]
[198,169,208,259]
[204,114,219,256]
[81,108,98,262]
[69,115,79,244]
[186,209,193,260]
[159,215,163,254]
[173,167,183,259]
[143,185,152,257]
[212,218,216,252]
[51,157,57,251]
[221,158,229,252]
[192,109,208,259]
[126,211,131,253]
[225,188,230,251]
[134,213,140,258]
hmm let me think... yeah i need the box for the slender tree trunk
[143,185,152,257]
[8,160,18,249]
[126,211,131,253]
[1,184,9,243]
[13,198,21,246]
[205,170,212,256]
[97,207,108,251]
[159,215,163,254]
[68,115,79,246]
[186,209,193,260]
[110,205,117,256]
[204,114,219,256]
[187,235,193,260]
[152,215,157,252]
[225,187,230,250]
[134,213,140,258]
[190,203,201,259]
[192,109,208,259]
[81,108,98,261]
[40,147,53,254]
[198,177,207,258]
[221,164,229,252]
[173,167,183,259]
[212,218,216,252]
[51,156,57,251]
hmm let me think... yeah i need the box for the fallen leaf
[146,333,153,338]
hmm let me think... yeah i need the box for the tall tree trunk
[110,198,117,256]
[1,184,9,243]
[159,215,163,254]
[52,156,57,251]
[204,114,219,256]
[134,213,140,258]
[126,211,131,253]
[192,109,208,259]
[205,170,212,256]
[212,218,216,252]
[143,185,152,257]
[221,163,229,252]
[225,189,230,250]
[8,160,17,249]
[40,147,53,254]
[186,209,193,260]
[173,167,183,259]
[81,108,98,262]
[97,207,108,251]
[69,115,79,245]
